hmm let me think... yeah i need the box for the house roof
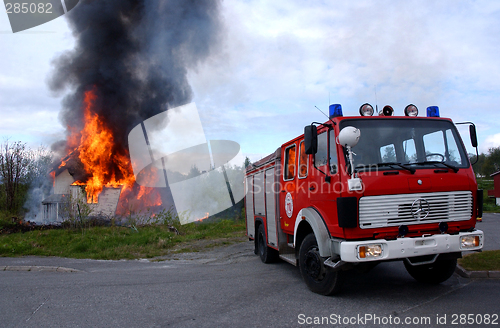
[491,171,500,177]
[42,194,69,204]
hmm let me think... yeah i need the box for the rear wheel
[257,224,278,263]
[404,257,457,284]
[299,233,343,295]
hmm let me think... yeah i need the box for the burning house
[41,169,73,223]
[41,168,122,222]
[33,0,223,223]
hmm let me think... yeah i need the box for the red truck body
[245,105,483,295]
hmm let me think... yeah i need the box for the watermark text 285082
[5,2,53,14]
[4,0,80,33]
[298,313,499,326]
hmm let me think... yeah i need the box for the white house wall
[69,185,122,217]
[54,169,75,194]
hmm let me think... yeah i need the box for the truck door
[279,143,297,234]
[245,174,255,238]
[308,129,341,232]
[265,167,278,247]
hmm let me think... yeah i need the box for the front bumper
[336,230,484,262]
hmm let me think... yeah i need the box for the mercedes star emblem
[411,198,430,220]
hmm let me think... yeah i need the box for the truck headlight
[460,235,481,249]
[358,244,383,259]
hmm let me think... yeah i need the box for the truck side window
[284,144,296,181]
[329,131,337,174]
[298,141,307,178]
[445,129,462,164]
[315,132,328,167]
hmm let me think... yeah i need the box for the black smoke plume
[49,0,222,156]
[39,0,223,220]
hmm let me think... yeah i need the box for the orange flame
[197,212,209,222]
[67,88,136,203]
[115,185,163,216]
[137,186,162,206]
[61,87,164,215]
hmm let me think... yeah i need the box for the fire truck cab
[245,104,483,295]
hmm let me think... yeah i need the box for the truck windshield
[338,118,469,172]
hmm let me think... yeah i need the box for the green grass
[0,219,246,260]
[0,210,17,231]
[458,250,500,271]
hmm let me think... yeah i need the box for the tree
[26,145,52,185]
[480,147,500,176]
[60,186,93,230]
[187,165,201,179]
[471,153,486,177]
[0,140,52,215]
[244,156,251,168]
[0,140,33,212]
[23,145,54,219]
[382,146,396,163]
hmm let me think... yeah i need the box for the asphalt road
[477,212,500,251]
[1,213,499,328]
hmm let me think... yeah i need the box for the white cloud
[1,0,500,160]
[0,11,74,147]
[481,133,500,153]
[188,0,500,158]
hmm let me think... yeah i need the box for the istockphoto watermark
[298,313,499,326]
[247,163,395,198]
[128,102,245,225]
[4,0,79,33]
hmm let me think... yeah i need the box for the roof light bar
[404,104,419,117]
[427,106,440,117]
[359,103,374,116]
[329,104,343,118]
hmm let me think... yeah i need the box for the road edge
[455,264,500,279]
[1,265,80,272]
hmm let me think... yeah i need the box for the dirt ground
[152,235,255,264]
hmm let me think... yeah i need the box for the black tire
[404,257,457,284]
[257,224,278,263]
[299,233,343,295]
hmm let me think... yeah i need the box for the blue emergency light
[329,104,343,118]
[426,106,440,117]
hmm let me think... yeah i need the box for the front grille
[359,191,472,229]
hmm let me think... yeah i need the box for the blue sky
[1,0,500,163]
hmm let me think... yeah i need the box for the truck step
[279,253,297,266]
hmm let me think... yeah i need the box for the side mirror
[470,125,478,148]
[304,125,317,154]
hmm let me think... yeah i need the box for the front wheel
[299,233,343,295]
[404,257,457,284]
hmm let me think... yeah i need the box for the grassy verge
[0,210,17,231]
[458,250,500,271]
[0,219,246,260]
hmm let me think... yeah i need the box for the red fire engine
[245,104,484,295]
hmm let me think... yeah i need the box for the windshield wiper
[375,162,416,174]
[412,161,459,173]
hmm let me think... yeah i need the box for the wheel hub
[305,248,324,280]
